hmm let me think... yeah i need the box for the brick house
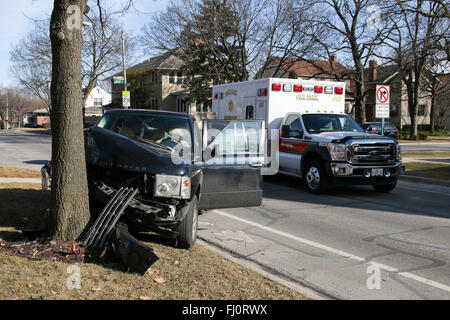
[106,49,211,122]
[364,60,432,129]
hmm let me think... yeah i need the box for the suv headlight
[154,174,191,199]
[327,143,346,161]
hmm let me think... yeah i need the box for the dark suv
[45,109,265,249]
[362,122,399,140]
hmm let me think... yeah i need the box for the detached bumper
[111,223,159,274]
[328,162,404,185]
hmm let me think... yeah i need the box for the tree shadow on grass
[0,187,133,273]
[0,187,50,242]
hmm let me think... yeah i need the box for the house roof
[364,64,399,83]
[107,49,186,80]
[270,57,350,78]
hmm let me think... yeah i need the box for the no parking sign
[375,85,390,119]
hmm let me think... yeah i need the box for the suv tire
[177,195,199,249]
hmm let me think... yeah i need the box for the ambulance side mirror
[281,125,291,138]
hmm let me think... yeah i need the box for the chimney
[369,60,378,81]
[330,55,338,63]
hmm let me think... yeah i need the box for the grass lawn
[0,182,306,300]
[404,162,450,181]
[403,152,450,159]
[0,167,41,179]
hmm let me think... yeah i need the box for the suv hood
[85,127,189,176]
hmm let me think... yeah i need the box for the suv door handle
[249,163,263,168]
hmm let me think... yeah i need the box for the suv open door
[199,120,265,210]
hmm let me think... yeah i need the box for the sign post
[375,85,390,136]
[122,91,131,109]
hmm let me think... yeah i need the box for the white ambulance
[212,78,404,193]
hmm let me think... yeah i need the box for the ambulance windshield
[302,114,363,134]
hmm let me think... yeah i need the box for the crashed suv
[44,109,265,250]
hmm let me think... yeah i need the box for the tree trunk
[354,78,366,124]
[430,95,435,134]
[407,83,418,139]
[48,0,90,241]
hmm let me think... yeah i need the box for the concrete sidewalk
[0,178,41,184]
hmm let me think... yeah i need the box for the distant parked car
[362,122,399,140]
[24,123,43,128]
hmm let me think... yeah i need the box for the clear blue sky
[0,0,168,88]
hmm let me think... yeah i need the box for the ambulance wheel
[304,161,328,194]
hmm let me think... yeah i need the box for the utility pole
[5,90,9,131]
[121,31,129,109]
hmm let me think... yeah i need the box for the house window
[150,98,158,108]
[196,102,203,113]
[418,104,427,116]
[93,98,103,107]
[169,71,184,84]
[177,99,187,113]
[169,72,176,84]
[176,71,184,84]
[196,101,212,113]
[151,71,158,83]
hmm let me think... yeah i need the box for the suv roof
[105,109,194,120]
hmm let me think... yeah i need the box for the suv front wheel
[176,195,199,249]
[304,161,328,194]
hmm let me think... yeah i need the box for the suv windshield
[302,114,363,134]
[97,113,192,152]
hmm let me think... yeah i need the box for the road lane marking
[214,210,450,293]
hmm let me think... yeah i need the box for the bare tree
[81,10,136,107]
[0,88,41,128]
[10,21,52,113]
[46,0,137,241]
[293,0,398,124]
[395,0,449,18]
[10,9,133,115]
[382,0,447,138]
[140,0,315,106]
[48,0,91,240]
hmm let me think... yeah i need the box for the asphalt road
[0,130,51,170]
[198,177,450,300]
[1,129,449,299]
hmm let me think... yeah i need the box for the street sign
[375,85,390,135]
[376,85,390,105]
[375,104,390,118]
[114,76,125,84]
[122,91,131,108]
[375,85,390,119]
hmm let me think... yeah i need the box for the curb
[399,175,450,188]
